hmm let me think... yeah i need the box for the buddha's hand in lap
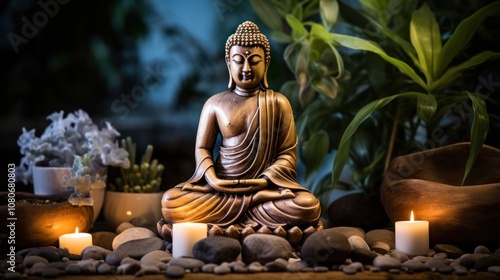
[251,188,296,206]
[181,184,214,193]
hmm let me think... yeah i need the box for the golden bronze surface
[159,21,321,242]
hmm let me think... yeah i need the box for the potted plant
[104,136,165,230]
[249,0,500,231]
[16,109,130,219]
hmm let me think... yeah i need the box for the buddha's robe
[161,90,320,229]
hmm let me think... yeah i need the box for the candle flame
[75,227,79,234]
[410,211,414,222]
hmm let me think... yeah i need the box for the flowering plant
[16,110,130,185]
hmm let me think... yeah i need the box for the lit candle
[172,222,207,258]
[59,227,93,255]
[395,211,429,256]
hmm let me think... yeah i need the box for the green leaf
[303,130,330,175]
[311,75,339,99]
[332,91,423,185]
[332,33,428,91]
[286,14,308,41]
[249,0,283,32]
[320,0,339,31]
[430,51,500,93]
[292,2,303,21]
[462,91,490,185]
[436,1,500,78]
[417,94,437,123]
[409,3,441,83]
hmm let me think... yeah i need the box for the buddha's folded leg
[242,191,321,229]
[161,187,252,227]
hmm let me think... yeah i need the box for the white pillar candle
[172,222,207,258]
[395,211,429,256]
[59,227,92,255]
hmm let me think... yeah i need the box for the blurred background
[0,0,294,191]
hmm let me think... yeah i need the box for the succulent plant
[111,136,164,193]
[63,154,107,206]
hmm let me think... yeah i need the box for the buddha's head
[225,21,271,90]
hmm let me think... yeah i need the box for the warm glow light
[395,210,429,255]
[410,210,414,222]
[59,227,92,254]
[126,211,132,216]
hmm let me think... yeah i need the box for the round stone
[97,263,113,274]
[117,262,142,275]
[214,264,232,275]
[26,248,60,262]
[112,227,157,250]
[425,258,447,272]
[329,226,365,239]
[23,256,49,268]
[265,260,287,272]
[365,229,395,250]
[350,247,378,264]
[242,234,292,264]
[301,229,351,266]
[193,236,241,264]
[168,257,205,270]
[116,237,165,259]
[140,250,172,264]
[202,263,218,273]
[166,265,185,278]
[105,250,129,266]
[402,259,425,272]
[390,250,409,262]
[342,265,357,275]
[65,264,82,275]
[475,255,500,271]
[372,255,401,271]
[474,245,490,254]
[434,244,463,259]
[116,222,135,234]
[348,235,370,251]
[371,241,390,255]
[91,231,117,251]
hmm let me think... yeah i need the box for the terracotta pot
[0,192,93,248]
[381,142,500,245]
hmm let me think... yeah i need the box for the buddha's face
[228,45,266,90]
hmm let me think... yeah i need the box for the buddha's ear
[227,60,235,89]
[262,57,270,89]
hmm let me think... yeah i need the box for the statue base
[157,218,323,246]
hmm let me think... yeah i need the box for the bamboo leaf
[292,2,303,21]
[320,0,339,31]
[332,33,428,90]
[409,3,441,83]
[430,51,500,92]
[286,14,308,41]
[249,0,283,31]
[436,1,500,77]
[332,92,423,185]
[311,75,339,99]
[417,93,437,123]
[462,91,490,185]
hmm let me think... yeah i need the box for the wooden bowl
[0,192,93,248]
[381,142,500,245]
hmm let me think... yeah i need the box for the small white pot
[32,166,72,195]
[103,191,163,230]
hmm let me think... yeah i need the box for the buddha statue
[158,21,321,243]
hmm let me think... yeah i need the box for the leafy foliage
[250,0,500,200]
